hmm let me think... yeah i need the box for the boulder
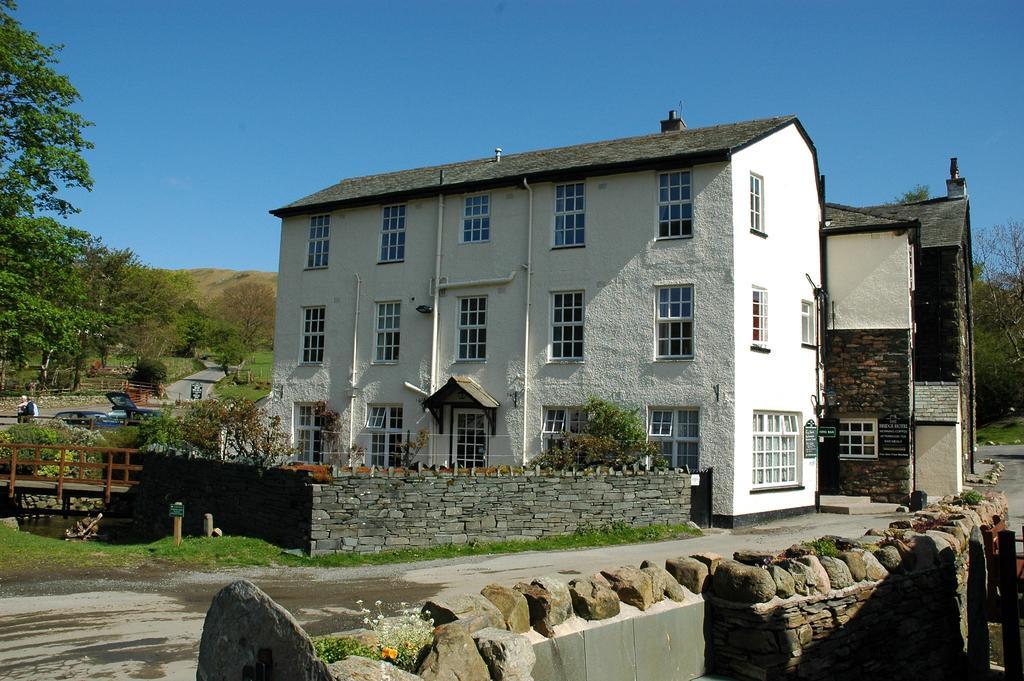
[480,585,531,634]
[927,529,961,555]
[837,551,867,582]
[856,549,889,581]
[417,622,490,681]
[691,552,723,574]
[794,555,832,594]
[422,594,505,634]
[473,627,536,681]
[733,549,776,566]
[600,566,657,610]
[514,577,572,637]
[710,560,776,603]
[329,628,379,649]
[876,545,904,573]
[781,556,830,596]
[639,562,688,602]
[819,556,854,589]
[328,656,421,680]
[0,517,17,531]
[768,565,796,598]
[908,534,941,570]
[665,557,709,594]
[568,578,620,620]
[196,580,333,681]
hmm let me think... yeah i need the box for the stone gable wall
[310,469,692,555]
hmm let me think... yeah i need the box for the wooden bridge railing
[0,444,143,503]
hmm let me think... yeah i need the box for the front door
[453,409,488,468]
[818,417,841,494]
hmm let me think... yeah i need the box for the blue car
[105,392,159,422]
[54,410,122,429]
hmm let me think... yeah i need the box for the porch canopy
[422,376,500,435]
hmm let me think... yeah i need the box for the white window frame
[648,408,700,470]
[554,182,585,247]
[542,407,585,451]
[752,286,768,345]
[750,173,764,233]
[461,194,490,243]
[380,204,406,263]
[657,170,693,239]
[300,306,325,364]
[801,300,816,345]
[367,405,403,467]
[752,412,800,488]
[550,291,584,361]
[295,403,324,464]
[374,301,401,363]
[457,296,487,361]
[655,285,694,359]
[307,215,330,269]
[839,419,877,459]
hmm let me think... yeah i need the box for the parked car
[54,410,122,429]
[105,392,159,422]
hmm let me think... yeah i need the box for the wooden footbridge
[1,444,143,504]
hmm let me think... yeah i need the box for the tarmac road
[0,509,913,680]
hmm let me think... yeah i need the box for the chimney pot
[949,157,959,179]
[494,147,502,163]
[660,110,686,133]
[946,157,966,199]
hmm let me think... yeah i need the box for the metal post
[998,529,1022,681]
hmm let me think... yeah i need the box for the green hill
[176,268,277,301]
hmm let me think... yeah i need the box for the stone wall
[311,469,692,555]
[132,454,314,549]
[839,456,911,503]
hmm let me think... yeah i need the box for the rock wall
[838,456,911,503]
[311,468,692,555]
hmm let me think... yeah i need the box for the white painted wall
[729,124,821,518]
[916,424,963,497]
[270,122,822,520]
[825,231,912,330]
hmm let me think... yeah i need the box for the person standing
[16,395,30,423]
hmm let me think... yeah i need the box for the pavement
[162,361,226,403]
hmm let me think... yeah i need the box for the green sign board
[804,420,818,458]
[817,425,837,439]
[169,502,185,518]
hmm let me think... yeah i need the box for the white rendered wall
[729,124,821,518]
[915,424,963,497]
[825,231,912,330]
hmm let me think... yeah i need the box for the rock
[781,556,831,596]
[908,534,941,570]
[837,551,867,581]
[819,556,854,589]
[514,577,572,637]
[601,566,658,610]
[768,565,795,598]
[473,627,536,681]
[0,517,17,531]
[711,560,776,603]
[329,628,379,649]
[418,622,490,681]
[889,520,913,530]
[422,594,505,634]
[480,585,531,633]
[876,544,904,573]
[691,552,723,574]
[568,577,620,620]
[639,562,688,602]
[665,557,709,594]
[856,549,889,581]
[927,529,961,554]
[866,527,886,536]
[196,580,333,681]
[896,506,909,513]
[733,549,776,566]
[328,655,421,680]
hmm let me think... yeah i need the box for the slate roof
[825,197,968,249]
[424,375,500,409]
[272,115,801,217]
[915,383,961,423]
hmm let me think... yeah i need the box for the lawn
[213,350,272,401]
[977,418,1024,445]
[0,522,700,573]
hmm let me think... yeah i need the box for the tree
[533,397,661,469]
[0,0,93,219]
[213,281,276,352]
[892,185,930,204]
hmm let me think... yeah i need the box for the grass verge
[977,419,1024,445]
[0,522,700,573]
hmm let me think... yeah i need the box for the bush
[960,489,983,505]
[133,357,168,385]
[99,426,141,449]
[803,537,839,558]
[135,410,184,449]
[180,398,294,468]
[2,422,103,447]
[532,397,661,470]
[313,637,376,664]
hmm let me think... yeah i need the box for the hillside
[177,268,277,301]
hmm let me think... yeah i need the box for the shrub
[313,637,376,664]
[133,357,168,385]
[3,422,103,447]
[357,600,434,672]
[135,410,184,449]
[180,398,295,468]
[803,537,839,558]
[99,425,141,449]
[532,397,662,470]
[960,489,983,505]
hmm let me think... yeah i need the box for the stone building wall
[310,469,692,555]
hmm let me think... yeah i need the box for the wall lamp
[416,304,433,314]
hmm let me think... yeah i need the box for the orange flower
[381,647,398,661]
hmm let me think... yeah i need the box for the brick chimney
[660,110,686,133]
[946,157,967,199]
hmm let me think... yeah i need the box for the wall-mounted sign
[818,425,837,439]
[878,413,911,457]
[804,420,818,458]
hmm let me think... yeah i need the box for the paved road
[163,361,226,403]
[0,510,911,680]
[985,444,1024,527]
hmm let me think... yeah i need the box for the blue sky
[17,1,1024,272]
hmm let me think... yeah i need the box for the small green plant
[357,600,434,671]
[133,357,168,385]
[313,637,376,664]
[804,537,839,558]
[960,490,983,505]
